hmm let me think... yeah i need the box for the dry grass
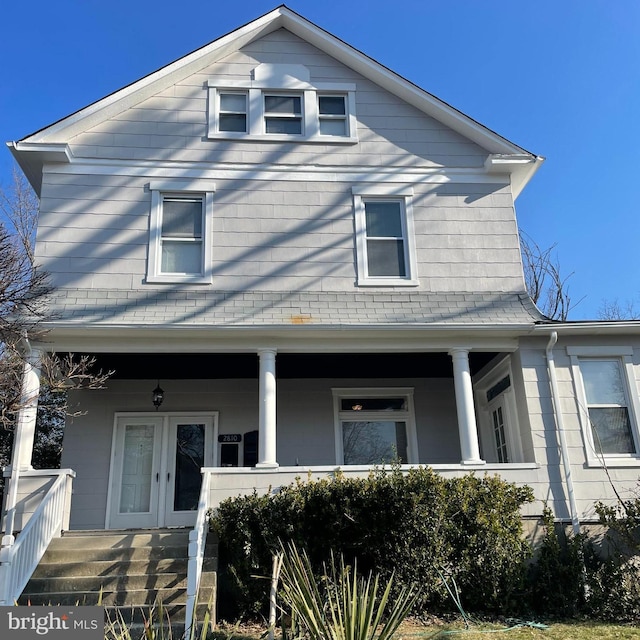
[212,617,640,640]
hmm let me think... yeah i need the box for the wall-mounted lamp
[152,382,164,410]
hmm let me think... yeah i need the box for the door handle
[167,473,171,482]
[156,473,159,482]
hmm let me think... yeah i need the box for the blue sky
[1,0,638,320]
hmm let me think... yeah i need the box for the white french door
[107,413,216,529]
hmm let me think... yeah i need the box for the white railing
[184,468,213,639]
[0,470,75,605]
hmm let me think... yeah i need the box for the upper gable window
[218,92,248,133]
[319,95,347,136]
[352,185,419,286]
[264,94,303,134]
[207,64,357,143]
[146,181,215,284]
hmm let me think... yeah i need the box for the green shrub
[526,508,586,618]
[211,467,534,620]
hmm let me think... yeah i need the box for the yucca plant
[278,543,423,640]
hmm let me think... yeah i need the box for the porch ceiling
[82,351,499,379]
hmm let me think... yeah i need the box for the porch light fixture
[152,382,164,410]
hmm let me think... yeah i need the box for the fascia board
[7,141,71,195]
[533,321,640,336]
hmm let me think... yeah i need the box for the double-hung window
[264,94,303,134]
[218,92,248,133]
[333,388,417,465]
[352,185,418,286]
[569,347,640,464]
[146,181,215,284]
[207,63,357,142]
[318,95,347,136]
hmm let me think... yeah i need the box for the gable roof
[8,5,543,196]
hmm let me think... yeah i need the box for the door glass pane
[342,421,407,464]
[174,423,205,512]
[120,424,155,513]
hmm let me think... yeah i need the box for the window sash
[264,94,302,134]
[363,200,408,278]
[579,358,637,456]
[319,95,347,136]
[218,92,247,133]
[159,196,204,275]
[342,420,408,465]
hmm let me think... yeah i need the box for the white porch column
[3,346,42,539]
[11,347,42,473]
[449,348,484,465]
[256,348,278,468]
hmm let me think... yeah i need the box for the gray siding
[69,30,487,169]
[37,174,523,293]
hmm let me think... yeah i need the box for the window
[146,181,215,284]
[218,92,247,133]
[319,95,347,136]
[569,347,640,464]
[207,64,357,142]
[159,196,203,274]
[352,186,418,286]
[264,94,303,134]
[333,388,417,465]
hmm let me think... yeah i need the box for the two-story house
[2,4,640,619]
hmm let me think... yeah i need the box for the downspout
[2,336,31,544]
[545,331,580,535]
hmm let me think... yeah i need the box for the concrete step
[19,528,217,625]
[24,570,217,594]
[19,585,215,607]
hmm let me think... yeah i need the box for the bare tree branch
[519,231,579,321]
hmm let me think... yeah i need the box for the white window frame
[216,91,248,134]
[146,180,215,284]
[474,359,523,464]
[568,346,640,466]
[352,185,419,286]
[332,387,419,465]
[207,63,357,143]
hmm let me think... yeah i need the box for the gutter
[545,331,580,534]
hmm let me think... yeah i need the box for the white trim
[570,352,640,466]
[567,346,633,357]
[353,189,419,286]
[43,159,509,186]
[474,359,524,464]
[331,387,418,465]
[148,179,216,192]
[207,76,358,143]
